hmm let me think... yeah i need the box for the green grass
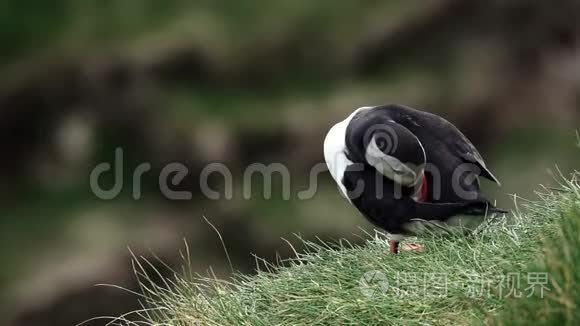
[492,175,580,325]
[103,171,579,325]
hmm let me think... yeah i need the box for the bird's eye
[376,139,387,151]
[376,138,389,152]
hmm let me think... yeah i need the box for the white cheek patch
[365,136,418,186]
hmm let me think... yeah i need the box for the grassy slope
[117,172,579,326]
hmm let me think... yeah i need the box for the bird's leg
[401,243,425,252]
[388,240,399,254]
[389,239,425,253]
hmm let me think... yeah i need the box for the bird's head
[362,121,426,186]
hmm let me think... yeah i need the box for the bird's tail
[486,206,509,215]
[464,201,508,216]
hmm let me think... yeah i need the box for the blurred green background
[1,1,579,325]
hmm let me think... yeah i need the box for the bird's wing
[380,104,502,186]
[360,196,492,231]
[413,200,502,218]
[450,128,502,186]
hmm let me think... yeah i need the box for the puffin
[323,104,506,254]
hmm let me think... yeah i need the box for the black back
[352,104,496,204]
[337,104,504,234]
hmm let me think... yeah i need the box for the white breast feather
[323,107,373,202]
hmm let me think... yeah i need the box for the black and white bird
[324,104,506,254]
